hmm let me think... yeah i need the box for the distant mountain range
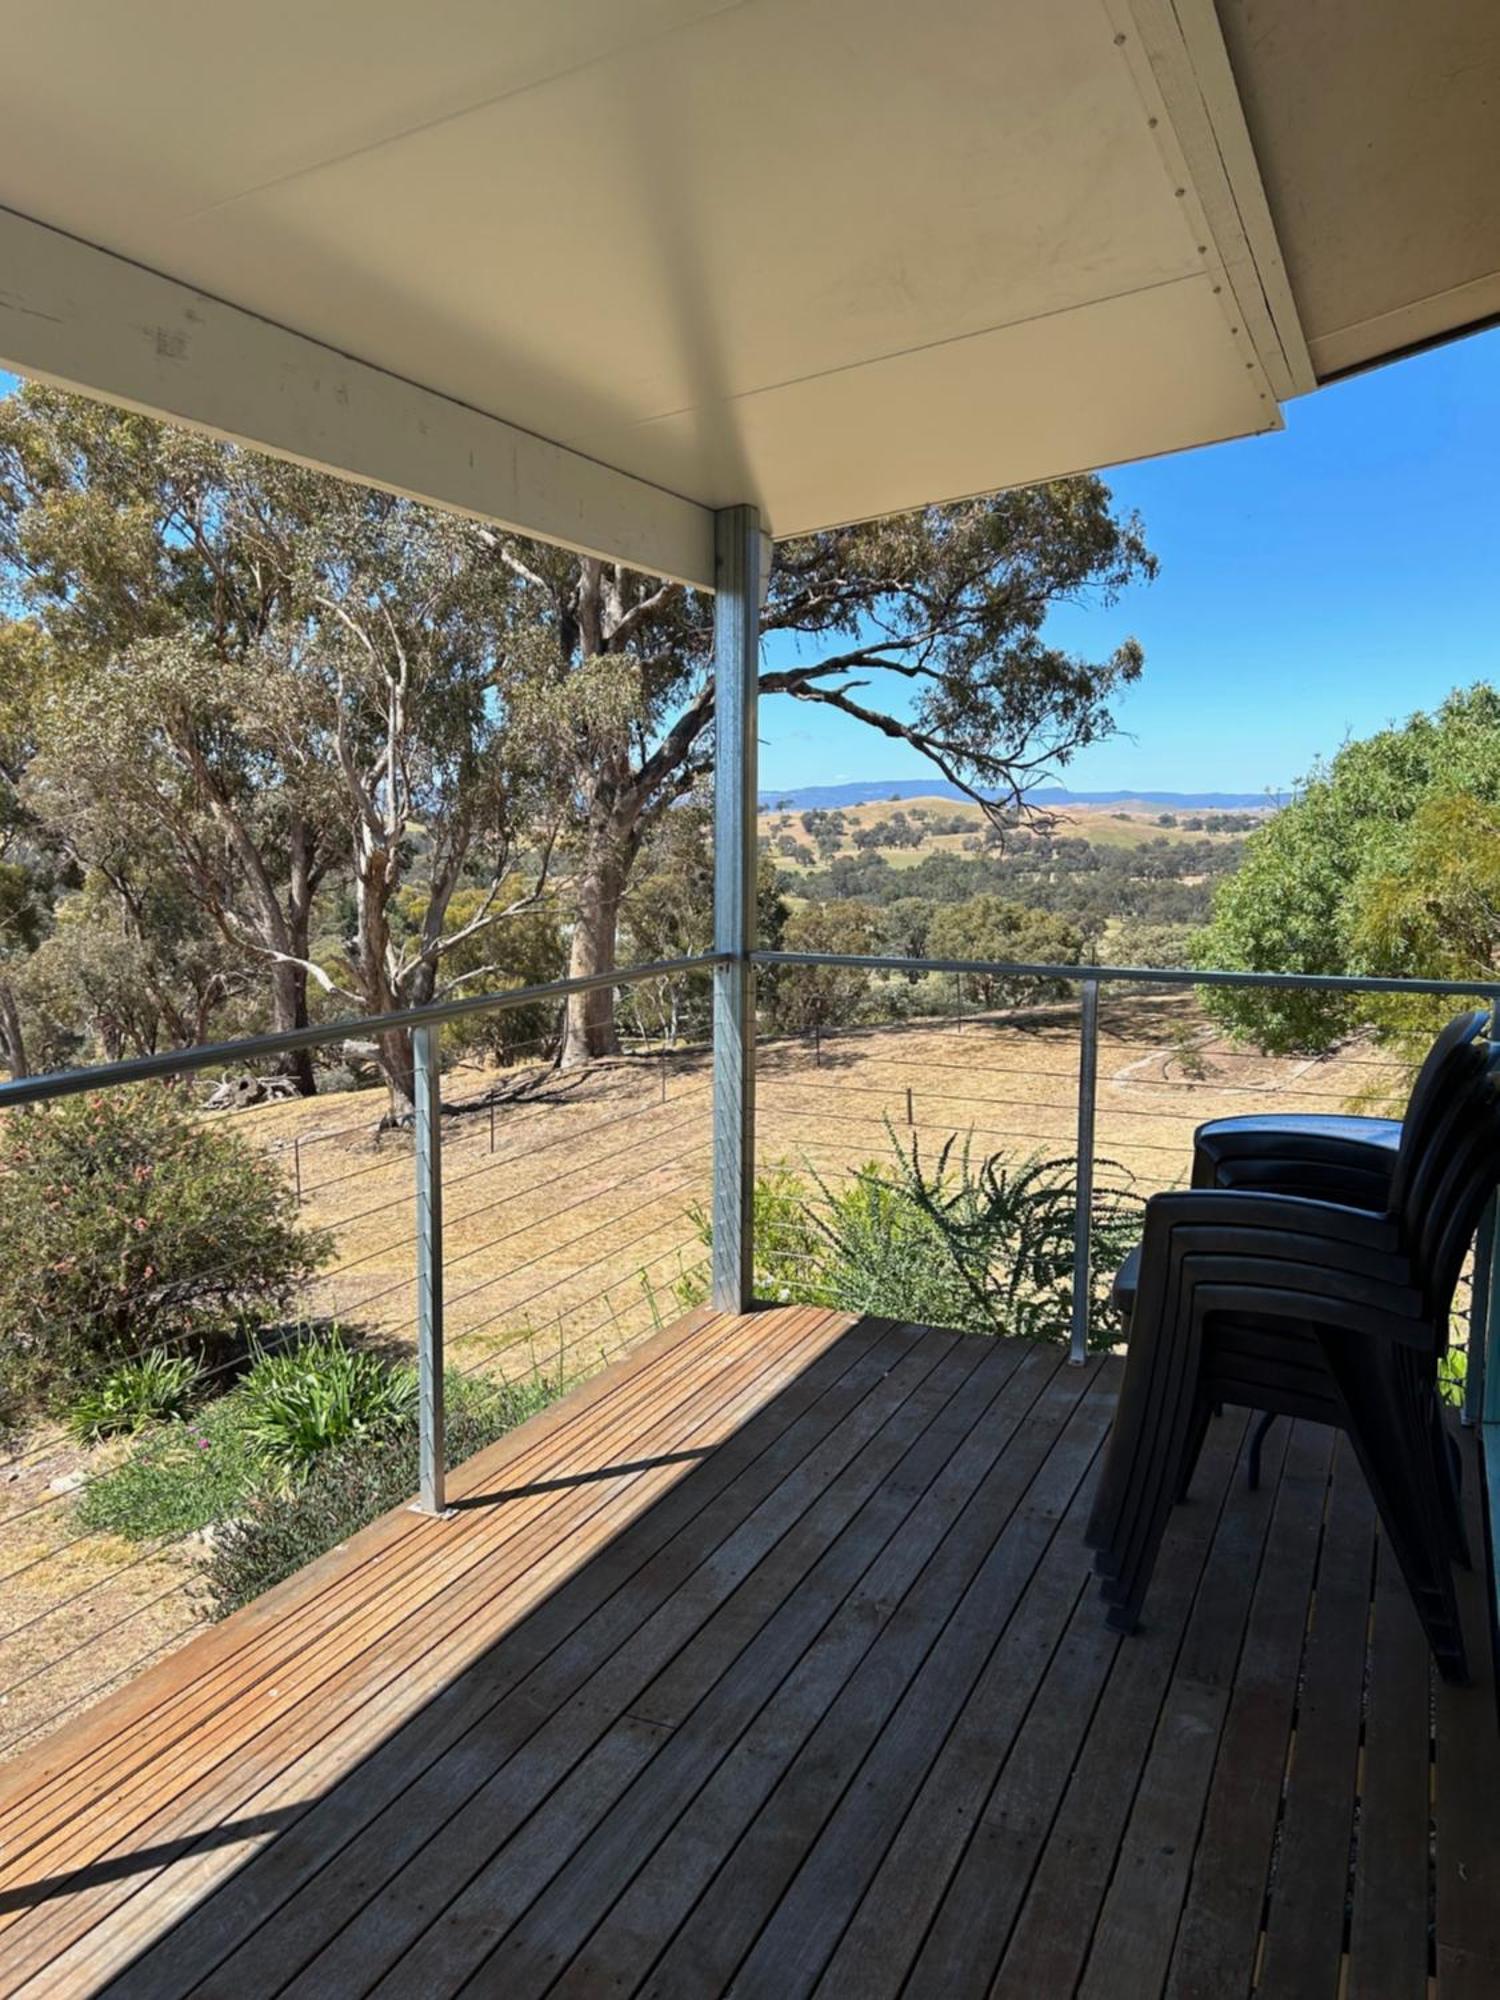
[756,779,1278,811]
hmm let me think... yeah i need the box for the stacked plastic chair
[1086,1007,1496,1683]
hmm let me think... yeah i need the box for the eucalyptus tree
[484,485,1155,1064]
[2,389,340,1090]
[3,386,557,1113]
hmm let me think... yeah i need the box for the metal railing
[0,954,724,1513]
[2,936,1496,1440]
[753,950,1500,1395]
[1,941,1497,1756]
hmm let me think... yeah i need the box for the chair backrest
[1387,1006,1491,1213]
[1391,1030,1500,1321]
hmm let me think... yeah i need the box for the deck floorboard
[0,1306,1490,1999]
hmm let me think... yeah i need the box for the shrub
[200,1374,558,1616]
[673,1161,826,1310]
[0,1085,331,1411]
[235,1334,418,1474]
[68,1348,202,1443]
[687,1126,1141,1350]
[812,1127,1141,1349]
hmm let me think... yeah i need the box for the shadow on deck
[0,1305,1494,1998]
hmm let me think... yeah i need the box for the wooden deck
[0,1305,1495,1998]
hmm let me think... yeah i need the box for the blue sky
[761,325,1500,798]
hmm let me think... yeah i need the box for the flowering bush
[0,1085,330,1412]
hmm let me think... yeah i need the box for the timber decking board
[0,1306,1489,1999]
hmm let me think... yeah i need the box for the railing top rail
[0,953,728,1112]
[4,947,1495,1115]
[753,950,1500,1001]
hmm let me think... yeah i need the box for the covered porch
[1,3,1499,1993]
[0,1303,1493,1998]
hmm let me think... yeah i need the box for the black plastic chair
[1087,1011,1497,1683]
[1113,1008,1488,1490]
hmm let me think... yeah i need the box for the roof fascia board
[0,205,718,588]
[1107,0,1316,400]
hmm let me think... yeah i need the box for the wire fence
[0,949,1491,1761]
[0,973,716,1761]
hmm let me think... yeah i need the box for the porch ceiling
[0,1,1493,581]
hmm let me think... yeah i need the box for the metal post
[413,1024,448,1513]
[292,1137,302,1207]
[1069,978,1100,1366]
[906,1084,915,1127]
[710,504,765,1314]
[488,1096,496,1154]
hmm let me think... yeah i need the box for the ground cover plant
[75,1328,560,1614]
[67,1348,203,1443]
[199,1372,557,1617]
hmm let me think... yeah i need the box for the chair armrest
[1110,1186,1404,1324]
[1146,1185,1402,1248]
[1192,1113,1401,1208]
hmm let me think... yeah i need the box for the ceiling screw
[1212,285,1223,295]
[1114,31,1127,44]
[1174,187,1186,198]
[1147,116,1159,128]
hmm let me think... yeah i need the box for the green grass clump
[68,1349,202,1443]
[234,1335,419,1473]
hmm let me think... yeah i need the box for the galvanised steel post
[413,1023,448,1513]
[1069,977,1100,1366]
[710,504,765,1314]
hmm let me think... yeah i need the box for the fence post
[710,503,764,1314]
[413,1024,449,1514]
[488,1096,496,1154]
[292,1136,302,1207]
[1069,978,1100,1366]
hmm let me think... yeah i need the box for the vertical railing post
[711,503,765,1314]
[413,1023,448,1513]
[1069,977,1100,1366]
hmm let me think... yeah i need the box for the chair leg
[1436,1415,1472,1570]
[1248,1410,1277,1492]
[1331,1353,1468,1684]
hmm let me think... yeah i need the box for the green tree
[768,900,881,1032]
[1196,686,1500,1051]
[926,895,1086,1005]
[492,485,1154,1064]
[4,387,557,1116]
[1346,791,1500,1074]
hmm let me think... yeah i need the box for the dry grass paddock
[0,990,1404,1758]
